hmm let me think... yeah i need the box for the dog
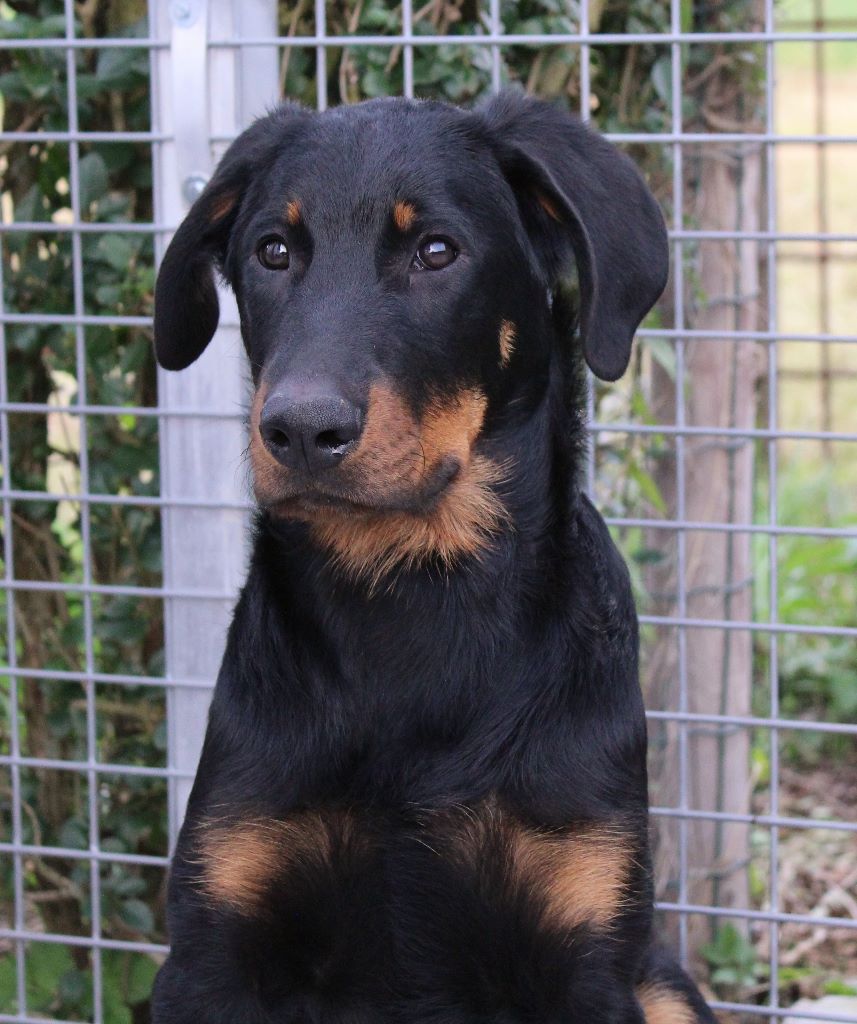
[150,91,716,1024]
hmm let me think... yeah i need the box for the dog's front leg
[152,942,271,1024]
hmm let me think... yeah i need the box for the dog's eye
[414,237,457,271]
[258,237,290,270]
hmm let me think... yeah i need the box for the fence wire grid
[0,0,856,1021]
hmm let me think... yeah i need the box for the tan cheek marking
[286,199,302,226]
[350,384,424,486]
[195,811,364,916]
[393,200,417,231]
[536,190,563,223]
[308,387,508,584]
[249,381,288,504]
[636,984,700,1024]
[208,190,237,223]
[420,389,488,466]
[498,320,517,368]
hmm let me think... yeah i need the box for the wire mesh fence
[0,0,855,1021]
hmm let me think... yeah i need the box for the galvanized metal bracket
[170,0,210,203]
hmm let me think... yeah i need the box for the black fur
[150,92,713,1024]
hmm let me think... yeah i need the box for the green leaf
[78,152,110,209]
[108,874,148,898]
[97,234,137,272]
[154,719,168,751]
[95,46,148,88]
[119,897,155,935]
[650,55,672,106]
[627,463,667,515]
[58,968,88,1007]
[643,336,676,379]
[13,184,42,224]
[0,943,75,1011]
[825,980,857,996]
[59,817,88,850]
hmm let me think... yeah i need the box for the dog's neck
[224,379,606,797]
[256,379,584,612]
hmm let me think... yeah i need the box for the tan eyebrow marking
[286,199,302,226]
[393,200,417,232]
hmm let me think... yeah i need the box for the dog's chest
[194,800,633,942]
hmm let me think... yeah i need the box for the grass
[774,39,857,477]
[776,0,857,72]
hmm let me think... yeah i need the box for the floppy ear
[479,92,669,382]
[154,105,308,371]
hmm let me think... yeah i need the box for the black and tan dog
[151,91,715,1024]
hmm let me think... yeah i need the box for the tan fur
[308,386,507,583]
[636,984,699,1024]
[249,382,286,503]
[248,380,508,584]
[208,190,237,223]
[512,824,631,931]
[431,800,632,932]
[310,454,507,586]
[536,190,563,223]
[195,811,363,915]
[393,200,417,231]
[498,320,517,368]
[286,199,302,225]
[420,389,489,468]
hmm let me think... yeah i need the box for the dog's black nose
[259,390,363,472]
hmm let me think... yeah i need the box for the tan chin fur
[636,984,700,1024]
[309,453,509,586]
[248,381,509,583]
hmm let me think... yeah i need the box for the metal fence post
[150,0,278,848]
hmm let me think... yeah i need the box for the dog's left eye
[413,237,457,271]
[258,237,290,270]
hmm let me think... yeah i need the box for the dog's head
[154,93,668,580]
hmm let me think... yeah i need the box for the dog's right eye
[258,237,290,270]
[414,237,457,271]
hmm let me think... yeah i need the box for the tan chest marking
[432,800,633,933]
[636,984,700,1024]
[195,810,364,916]
[511,822,632,931]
